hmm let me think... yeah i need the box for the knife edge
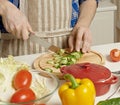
[30,35,60,53]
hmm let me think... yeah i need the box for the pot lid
[60,63,111,82]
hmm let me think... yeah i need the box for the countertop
[97,0,117,12]
[14,42,120,105]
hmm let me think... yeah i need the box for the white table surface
[14,42,120,105]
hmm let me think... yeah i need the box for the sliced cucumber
[71,52,81,59]
[44,68,53,73]
[60,59,68,65]
[47,60,54,64]
[47,49,83,69]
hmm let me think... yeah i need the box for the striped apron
[0,0,73,57]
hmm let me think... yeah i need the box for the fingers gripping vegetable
[10,88,36,104]
[97,97,120,105]
[110,49,120,62]
[58,74,96,105]
[13,69,32,89]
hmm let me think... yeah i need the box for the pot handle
[105,75,118,84]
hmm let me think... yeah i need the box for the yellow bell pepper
[58,74,96,105]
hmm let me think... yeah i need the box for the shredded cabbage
[0,55,29,101]
[30,73,49,99]
[0,55,49,102]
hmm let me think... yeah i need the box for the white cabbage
[0,55,49,102]
[30,73,49,99]
[0,56,29,101]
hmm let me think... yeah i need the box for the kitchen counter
[97,0,117,12]
[14,42,120,105]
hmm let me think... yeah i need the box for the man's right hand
[0,0,33,40]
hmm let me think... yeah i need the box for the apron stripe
[38,0,42,32]
[49,0,54,31]
[55,0,60,30]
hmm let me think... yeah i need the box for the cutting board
[32,51,105,78]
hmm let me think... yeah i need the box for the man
[0,0,99,57]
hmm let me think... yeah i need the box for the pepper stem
[64,74,79,89]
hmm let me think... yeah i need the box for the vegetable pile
[45,49,83,71]
[0,55,49,104]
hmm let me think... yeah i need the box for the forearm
[0,0,8,15]
[76,0,97,28]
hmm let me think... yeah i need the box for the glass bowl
[0,69,59,105]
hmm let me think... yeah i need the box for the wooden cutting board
[32,51,105,78]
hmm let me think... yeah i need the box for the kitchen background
[90,0,117,45]
[111,0,120,42]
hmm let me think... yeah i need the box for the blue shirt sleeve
[9,0,19,7]
[79,0,99,5]
[71,0,99,27]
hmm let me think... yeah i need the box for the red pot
[60,63,118,96]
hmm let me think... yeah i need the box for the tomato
[13,69,32,89]
[10,88,36,105]
[110,49,120,62]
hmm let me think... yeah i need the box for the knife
[29,34,60,53]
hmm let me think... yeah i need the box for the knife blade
[29,34,60,53]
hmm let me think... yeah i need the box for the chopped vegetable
[44,68,53,72]
[46,49,83,69]
[30,73,49,99]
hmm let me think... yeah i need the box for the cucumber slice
[44,68,53,73]
[71,52,81,59]
[47,60,54,64]
[60,59,68,65]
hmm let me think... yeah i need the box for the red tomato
[13,70,32,89]
[110,49,120,62]
[10,88,36,105]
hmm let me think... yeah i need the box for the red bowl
[60,63,118,96]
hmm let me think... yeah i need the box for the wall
[90,0,117,45]
[111,0,120,42]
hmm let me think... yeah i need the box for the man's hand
[68,25,92,53]
[0,0,33,40]
[68,0,97,53]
